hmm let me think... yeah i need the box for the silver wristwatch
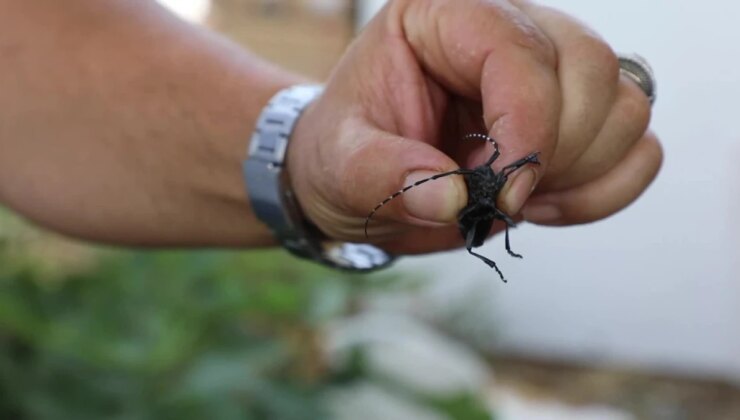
[243,84,395,271]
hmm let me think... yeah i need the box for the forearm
[0,0,305,246]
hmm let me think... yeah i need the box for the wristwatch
[243,84,396,271]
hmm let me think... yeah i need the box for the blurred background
[1,0,739,419]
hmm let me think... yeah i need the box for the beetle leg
[504,223,523,259]
[502,152,541,177]
[493,209,522,259]
[496,210,517,227]
[467,247,507,283]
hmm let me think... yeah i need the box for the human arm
[0,0,662,255]
[0,0,302,247]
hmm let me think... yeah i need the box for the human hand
[286,0,662,255]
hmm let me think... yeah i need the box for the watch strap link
[243,85,321,243]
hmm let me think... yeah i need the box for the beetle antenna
[502,152,541,177]
[364,168,473,238]
[462,133,501,166]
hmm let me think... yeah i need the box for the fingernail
[402,170,464,223]
[523,204,562,224]
[501,168,537,215]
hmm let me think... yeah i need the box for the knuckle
[585,36,620,84]
[509,20,557,66]
[619,86,652,136]
[335,147,365,206]
[334,134,390,211]
[644,133,664,171]
[565,32,620,88]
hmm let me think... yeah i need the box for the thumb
[340,130,467,227]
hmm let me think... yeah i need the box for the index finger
[393,0,561,213]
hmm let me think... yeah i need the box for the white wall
[156,0,211,23]
[359,0,740,382]
[357,0,386,27]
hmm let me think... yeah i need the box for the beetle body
[459,165,508,248]
[365,134,539,282]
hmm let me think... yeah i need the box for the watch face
[323,243,395,271]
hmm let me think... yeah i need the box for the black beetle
[364,134,540,282]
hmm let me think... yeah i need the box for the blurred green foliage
[0,249,357,420]
[0,231,491,419]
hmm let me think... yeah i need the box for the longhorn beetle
[364,134,540,283]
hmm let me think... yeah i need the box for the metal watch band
[243,84,395,271]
